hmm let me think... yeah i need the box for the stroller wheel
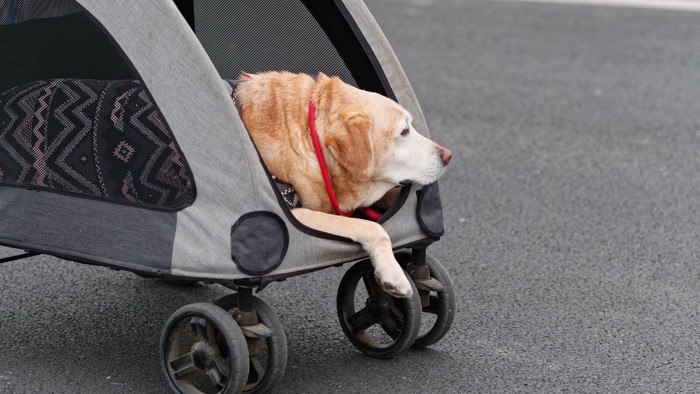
[336,260,421,358]
[214,294,288,393]
[396,251,456,349]
[161,303,249,394]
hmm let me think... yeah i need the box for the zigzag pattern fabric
[0,79,195,210]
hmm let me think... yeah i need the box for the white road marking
[491,0,700,12]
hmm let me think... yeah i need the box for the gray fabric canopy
[0,0,442,281]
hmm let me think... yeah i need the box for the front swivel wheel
[397,251,456,349]
[336,260,421,358]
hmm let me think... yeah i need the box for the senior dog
[235,71,451,297]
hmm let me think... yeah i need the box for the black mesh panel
[192,0,358,86]
[184,0,407,222]
[0,0,196,211]
[0,0,82,24]
[0,6,134,90]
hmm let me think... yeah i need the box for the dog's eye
[400,128,410,137]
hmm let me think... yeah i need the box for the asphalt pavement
[3,0,700,392]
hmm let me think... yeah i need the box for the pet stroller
[0,1,455,392]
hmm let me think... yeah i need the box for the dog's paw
[374,265,413,298]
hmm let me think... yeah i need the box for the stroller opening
[0,1,453,392]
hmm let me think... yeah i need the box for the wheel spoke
[362,273,381,296]
[423,295,440,315]
[189,316,219,346]
[248,355,265,386]
[387,301,405,321]
[207,356,230,389]
[170,353,197,379]
[348,307,377,334]
[189,317,210,342]
[206,320,217,346]
[380,303,406,337]
[379,314,402,336]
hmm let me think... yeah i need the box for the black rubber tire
[396,251,456,349]
[336,259,421,359]
[215,294,287,394]
[161,303,249,394]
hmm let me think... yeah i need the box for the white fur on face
[374,110,447,186]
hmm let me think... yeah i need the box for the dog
[235,71,451,297]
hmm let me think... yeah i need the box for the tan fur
[236,71,450,297]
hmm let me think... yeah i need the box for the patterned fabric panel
[0,79,196,210]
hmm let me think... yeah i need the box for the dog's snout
[440,147,452,166]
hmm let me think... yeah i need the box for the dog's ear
[239,71,256,79]
[325,110,374,182]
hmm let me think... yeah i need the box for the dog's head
[319,75,452,187]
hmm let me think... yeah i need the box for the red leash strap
[357,207,383,221]
[308,96,355,217]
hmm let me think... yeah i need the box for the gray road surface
[3,0,700,392]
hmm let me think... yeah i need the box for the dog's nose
[440,148,452,165]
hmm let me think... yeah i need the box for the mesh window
[0,0,196,211]
[192,0,358,86]
[181,0,406,222]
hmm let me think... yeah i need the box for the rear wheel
[215,294,287,393]
[161,303,249,394]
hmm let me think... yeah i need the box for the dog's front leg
[291,208,413,297]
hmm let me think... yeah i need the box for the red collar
[308,95,383,221]
[309,95,355,217]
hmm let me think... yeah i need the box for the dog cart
[0,1,455,392]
